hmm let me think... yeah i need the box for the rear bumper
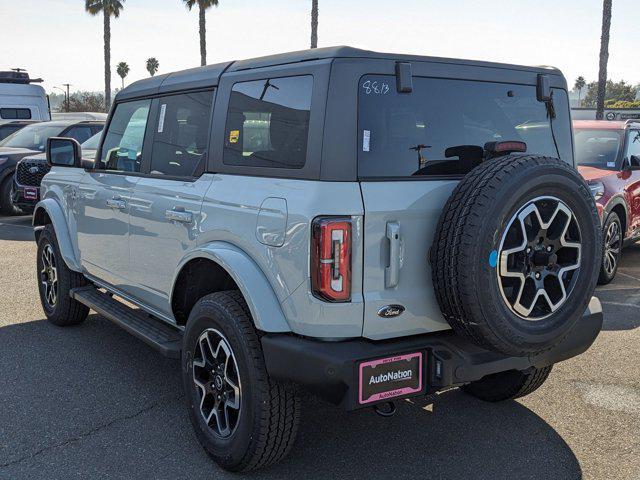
[261,297,603,410]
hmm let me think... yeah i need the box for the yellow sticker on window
[229,130,240,144]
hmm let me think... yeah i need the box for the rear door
[128,90,215,317]
[76,99,152,288]
[358,73,571,340]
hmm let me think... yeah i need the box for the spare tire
[430,155,602,356]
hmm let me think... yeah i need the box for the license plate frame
[24,187,38,200]
[358,352,424,405]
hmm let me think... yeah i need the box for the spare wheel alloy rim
[497,196,582,321]
[192,328,242,438]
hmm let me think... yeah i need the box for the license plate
[358,352,423,405]
[24,187,38,200]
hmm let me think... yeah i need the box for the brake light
[311,217,352,302]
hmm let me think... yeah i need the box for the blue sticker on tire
[489,250,498,268]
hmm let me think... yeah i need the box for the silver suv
[34,47,603,472]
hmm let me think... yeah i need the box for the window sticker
[607,161,615,168]
[363,130,371,152]
[157,104,167,133]
[229,130,240,144]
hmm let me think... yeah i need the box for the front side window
[626,130,640,164]
[65,125,94,144]
[149,91,214,177]
[223,75,313,169]
[0,108,31,120]
[574,129,623,169]
[358,76,569,178]
[99,99,151,172]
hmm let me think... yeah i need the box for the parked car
[0,120,38,142]
[0,120,104,214]
[575,119,640,284]
[0,70,50,126]
[34,47,602,472]
[12,131,103,213]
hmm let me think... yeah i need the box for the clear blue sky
[1,0,639,93]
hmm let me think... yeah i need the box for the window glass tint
[224,75,313,169]
[149,91,214,177]
[574,129,623,169]
[99,99,151,172]
[0,123,62,150]
[358,76,567,178]
[65,125,94,144]
[81,132,102,150]
[627,130,640,161]
[0,108,31,119]
[0,125,22,141]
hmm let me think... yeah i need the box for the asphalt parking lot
[0,214,638,480]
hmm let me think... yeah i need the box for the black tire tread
[462,365,553,402]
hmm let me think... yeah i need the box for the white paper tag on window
[607,161,615,168]
[158,104,167,133]
[363,130,371,152]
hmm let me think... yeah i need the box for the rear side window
[0,108,31,120]
[358,75,569,178]
[149,90,214,177]
[223,75,313,169]
[99,99,151,173]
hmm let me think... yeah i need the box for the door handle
[385,221,401,289]
[106,197,126,210]
[165,207,193,224]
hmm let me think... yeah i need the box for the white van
[0,71,50,125]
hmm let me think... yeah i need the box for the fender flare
[172,241,292,333]
[603,195,629,228]
[33,199,82,272]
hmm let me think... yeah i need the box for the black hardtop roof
[115,46,563,102]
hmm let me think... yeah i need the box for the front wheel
[598,212,622,285]
[182,291,300,472]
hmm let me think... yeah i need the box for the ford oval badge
[377,305,405,318]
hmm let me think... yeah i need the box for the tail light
[311,217,352,302]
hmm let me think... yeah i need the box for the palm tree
[183,0,219,66]
[85,0,125,111]
[311,0,318,49]
[116,61,130,89]
[574,76,586,107]
[596,0,612,120]
[146,57,160,77]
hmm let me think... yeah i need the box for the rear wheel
[37,225,89,326]
[598,211,622,285]
[463,365,553,402]
[182,291,300,472]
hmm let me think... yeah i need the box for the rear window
[223,75,313,169]
[0,108,31,120]
[358,75,571,178]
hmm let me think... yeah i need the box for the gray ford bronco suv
[34,47,603,472]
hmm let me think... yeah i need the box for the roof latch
[395,62,413,93]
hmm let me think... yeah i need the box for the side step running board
[70,286,182,358]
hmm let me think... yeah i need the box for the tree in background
[67,92,106,112]
[146,57,160,76]
[574,76,586,107]
[182,0,219,66]
[116,61,130,89]
[583,80,637,107]
[85,0,125,112]
[311,0,318,49]
[596,0,612,120]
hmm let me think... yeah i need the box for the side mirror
[46,137,82,167]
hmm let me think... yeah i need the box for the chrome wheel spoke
[497,197,582,321]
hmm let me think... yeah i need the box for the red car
[575,119,640,284]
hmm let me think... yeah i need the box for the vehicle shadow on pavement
[0,315,581,480]
[0,215,33,242]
